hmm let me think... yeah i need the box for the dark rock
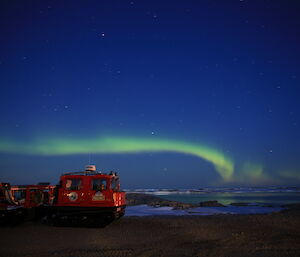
[230,202,250,206]
[199,200,225,207]
[282,203,300,209]
[280,203,300,215]
[126,193,164,206]
[126,193,197,209]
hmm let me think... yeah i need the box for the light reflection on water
[157,192,300,205]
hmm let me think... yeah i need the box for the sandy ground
[1,210,300,257]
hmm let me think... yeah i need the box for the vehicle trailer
[11,183,54,220]
[48,165,126,226]
[0,182,53,224]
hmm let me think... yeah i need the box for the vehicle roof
[11,185,52,189]
[60,171,118,180]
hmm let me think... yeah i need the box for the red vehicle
[0,183,53,223]
[48,165,126,226]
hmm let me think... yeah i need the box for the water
[126,187,300,206]
[157,192,300,206]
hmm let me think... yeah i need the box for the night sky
[0,0,300,188]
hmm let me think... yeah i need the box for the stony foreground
[0,209,300,257]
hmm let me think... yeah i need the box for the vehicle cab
[50,165,126,223]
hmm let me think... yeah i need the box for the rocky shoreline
[126,193,200,209]
[126,193,294,209]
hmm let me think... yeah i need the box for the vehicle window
[92,179,107,191]
[65,179,82,190]
[13,190,26,200]
[29,189,43,203]
[111,178,120,192]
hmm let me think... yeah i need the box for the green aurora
[0,136,234,181]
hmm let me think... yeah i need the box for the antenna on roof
[88,153,92,164]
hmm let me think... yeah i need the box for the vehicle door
[62,178,83,205]
[89,178,111,206]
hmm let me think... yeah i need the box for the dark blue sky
[0,0,300,188]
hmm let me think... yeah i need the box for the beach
[1,207,300,257]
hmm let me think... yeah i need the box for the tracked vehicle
[48,165,126,226]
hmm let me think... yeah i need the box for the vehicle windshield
[92,179,107,191]
[65,179,82,190]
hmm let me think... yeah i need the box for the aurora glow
[1,1,300,187]
[226,162,275,185]
[0,136,234,181]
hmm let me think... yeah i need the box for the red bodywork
[49,170,126,224]
[11,184,55,208]
[0,183,54,223]
[55,173,125,208]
